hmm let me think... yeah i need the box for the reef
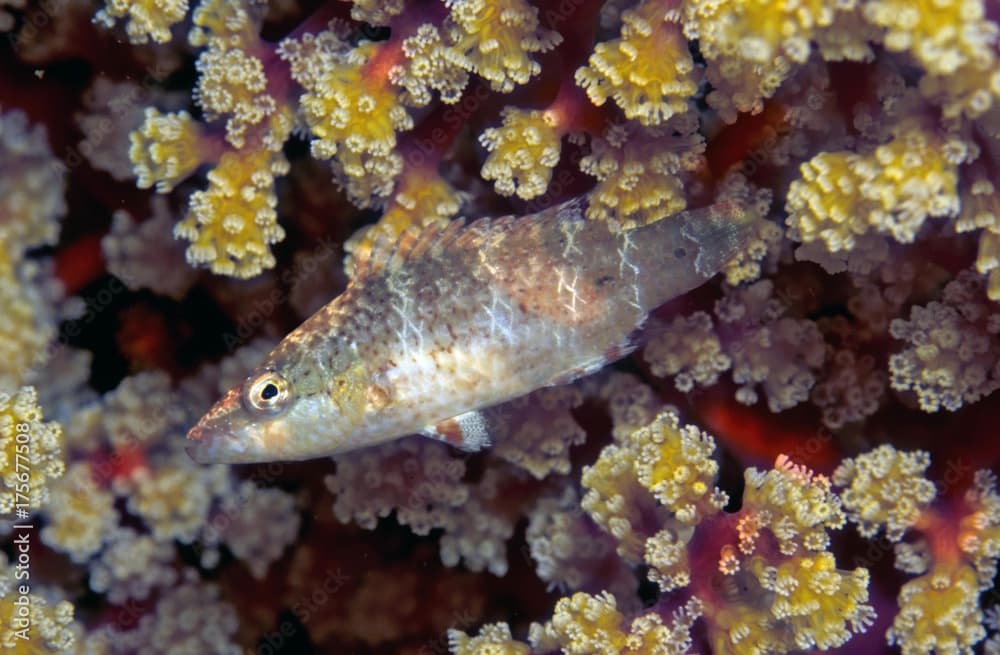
[0,0,999,653]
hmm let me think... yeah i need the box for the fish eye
[245,372,291,414]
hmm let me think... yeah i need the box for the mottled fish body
[186,196,755,463]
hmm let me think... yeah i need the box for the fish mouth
[185,424,247,464]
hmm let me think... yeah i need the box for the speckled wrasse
[186,195,756,463]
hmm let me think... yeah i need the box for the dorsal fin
[351,217,474,281]
[351,196,586,281]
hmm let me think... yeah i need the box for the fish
[185,195,757,463]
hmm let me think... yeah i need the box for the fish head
[186,336,375,463]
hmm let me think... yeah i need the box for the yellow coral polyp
[280,32,412,207]
[888,563,987,655]
[173,147,288,278]
[956,176,1000,300]
[786,111,961,260]
[740,455,845,557]
[443,0,562,93]
[833,445,937,541]
[531,591,702,655]
[130,108,207,192]
[94,0,189,44]
[188,0,265,47]
[581,441,663,562]
[40,462,116,563]
[540,591,629,654]
[0,257,57,390]
[0,386,64,516]
[863,0,1000,118]
[448,622,531,655]
[681,0,869,121]
[706,551,872,655]
[754,553,873,650]
[479,106,562,200]
[576,0,697,126]
[389,23,470,107]
[630,409,727,524]
[194,43,277,150]
[581,119,704,231]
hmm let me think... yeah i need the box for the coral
[630,410,728,525]
[94,0,189,44]
[389,23,469,107]
[88,527,178,602]
[208,481,300,579]
[492,384,586,479]
[173,147,289,277]
[528,591,703,655]
[124,453,231,543]
[888,270,1000,412]
[100,370,190,450]
[581,116,705,230]
[193,42,282,150]
[479,106,563,200]
[582,371,663,441]
[526,487,635,598]
[723,551,873,652]
[33,347,96,425]
[955,171,1000,300]
[786,98,965,272]
[439,467,517,576]
[443,0,562,93]
[325,437,468,534]
[279,26,411,207]
[0,386,65,516]
[576,0,698,126]
[40,462,117,562]
[581,436,663,562]
[863,0,1000,119]
[109,573,241,655]
[682,0,873,121]
[0,258,60,390]
[833,445,936,541]
[715,280,827,412]
[129,109,209,193]
[810,345,886,430]
[643,311,731,392]
[888,563,988,655]
[101,198,198,299]
[744,455,846,554]
[450,622,530,655]
[76,78,183,183]
[960,469,1000,588]
[0,109,64,255]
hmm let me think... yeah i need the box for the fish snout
[185,385,247,463]
[185,423,240,463]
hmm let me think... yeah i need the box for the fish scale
[186,195,757,463]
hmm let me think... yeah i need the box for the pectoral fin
[420,410,492,452]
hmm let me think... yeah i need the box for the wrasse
[186,196,756,463]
